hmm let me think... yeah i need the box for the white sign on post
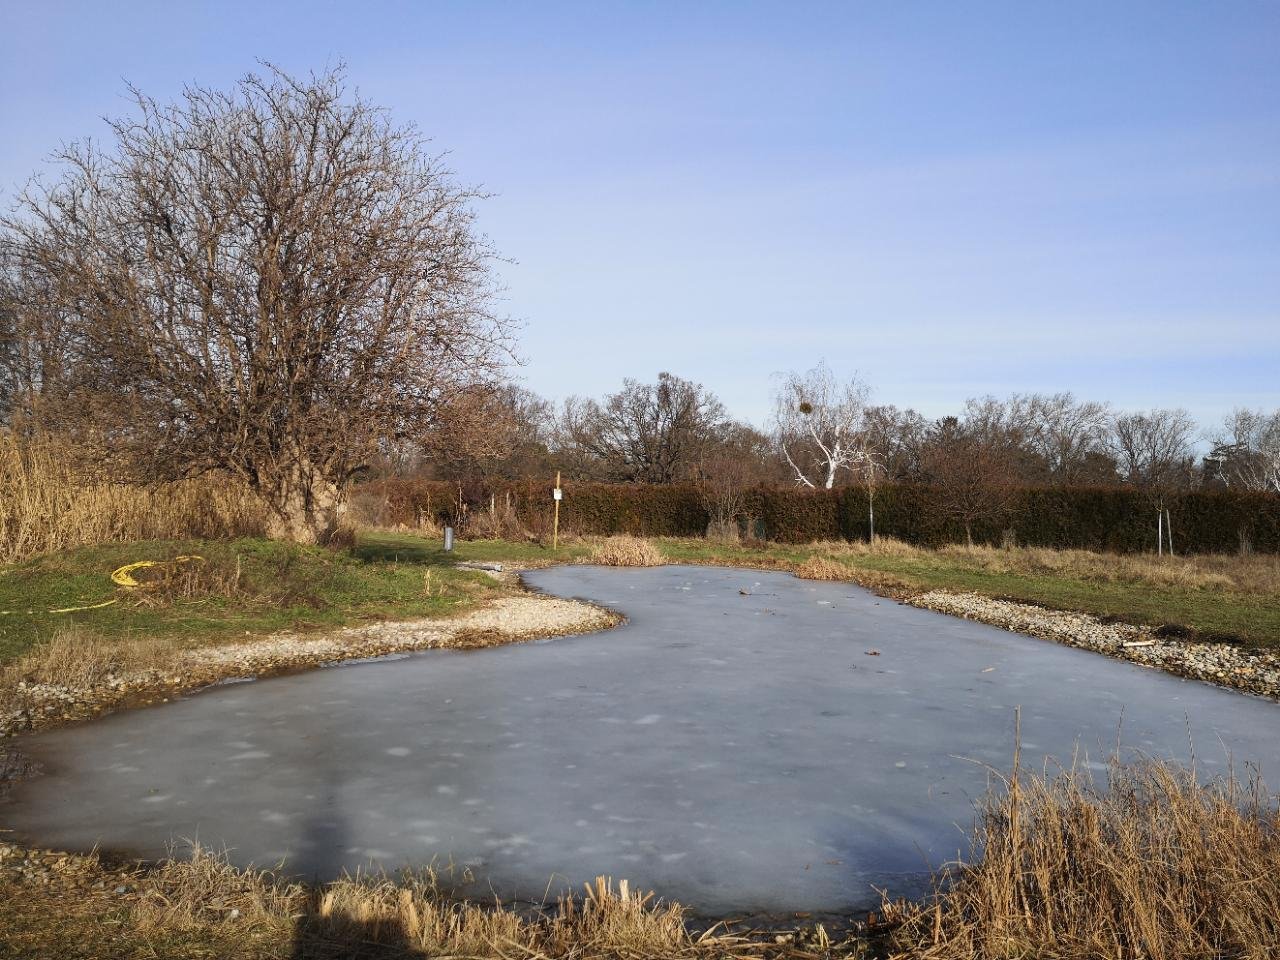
[553,488,562,500]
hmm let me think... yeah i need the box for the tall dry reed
[888,752,1280,959]
[0,433,268,564]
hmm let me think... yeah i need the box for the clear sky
[2,1,1277,429]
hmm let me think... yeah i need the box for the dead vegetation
[587,535,667,567]
[932,543,1279,593]
[130,847,732,959]
[809,535,1280,595]
[791,550,913,596]
[886,755,1280,959]
[0,433,268,564]
[794,555,853,581]
[0,624,179,691]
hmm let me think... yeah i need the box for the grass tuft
[587,536,666,567]
[795,555,853,581]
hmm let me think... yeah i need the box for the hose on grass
[0,555,205,616]
[109,555,203,588]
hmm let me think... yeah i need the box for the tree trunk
[965,522,973,548]
[868,490,875,543]
[258,459,346,545]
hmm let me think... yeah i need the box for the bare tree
[852,446,887,542]
[1024,392,1112,484]
[1,65,510,543]
[695,421,775,540]
[557,372,728,483]
[1206,408,1280,494]
[416,384,556,483]
[1110,409,1197,554]
[961,394,1050,483]
[0,269,16,422]
[0,251,76,429]
[863,404,930,480]
[920,416,1020,547]
[773,364,870,489]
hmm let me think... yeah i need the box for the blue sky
[2,1,1277,429]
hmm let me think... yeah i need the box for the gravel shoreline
[1,592,618,739]
[910,591,1280,702]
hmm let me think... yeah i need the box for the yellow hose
[110,555,204,588]
[48,598,120,614]
[0,555,206,616]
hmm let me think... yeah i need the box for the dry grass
[794,551,915,595]
[0,433,268,564]
[347,488,445,539]
[887,752,1280,959]
[588,535,667,567]
[0,624,180,690]
[819,536,923,559]
[134,843,302,934]
[932,543,1278,593]
[810,535,1280,596]
[795,555,854,581]
[130,847,737,959]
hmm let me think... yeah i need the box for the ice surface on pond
[4,565,1280,914]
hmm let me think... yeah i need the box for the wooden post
[552,471,562,551]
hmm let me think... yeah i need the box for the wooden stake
[552,470,561,551]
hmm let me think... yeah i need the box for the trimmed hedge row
[353,478,708,538]
[353,478,1280,554]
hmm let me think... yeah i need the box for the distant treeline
[356,478,1280,555]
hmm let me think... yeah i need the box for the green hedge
[353,478,1280,554]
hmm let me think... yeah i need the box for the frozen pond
[4,564,1279,914]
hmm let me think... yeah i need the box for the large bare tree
[862,404,930,480]
[418,384,556,482]
[556,372,728,483]
[1025,392,1112,484]
[920,416,1020,547]
[773,364,871,489]
[1,65,510,543]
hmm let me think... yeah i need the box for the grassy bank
[2,532,1276,671]
[0,534,541,666]
[650,537,1280,648]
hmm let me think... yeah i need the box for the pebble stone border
[1,593,618,739]
[909,591,1280,702]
